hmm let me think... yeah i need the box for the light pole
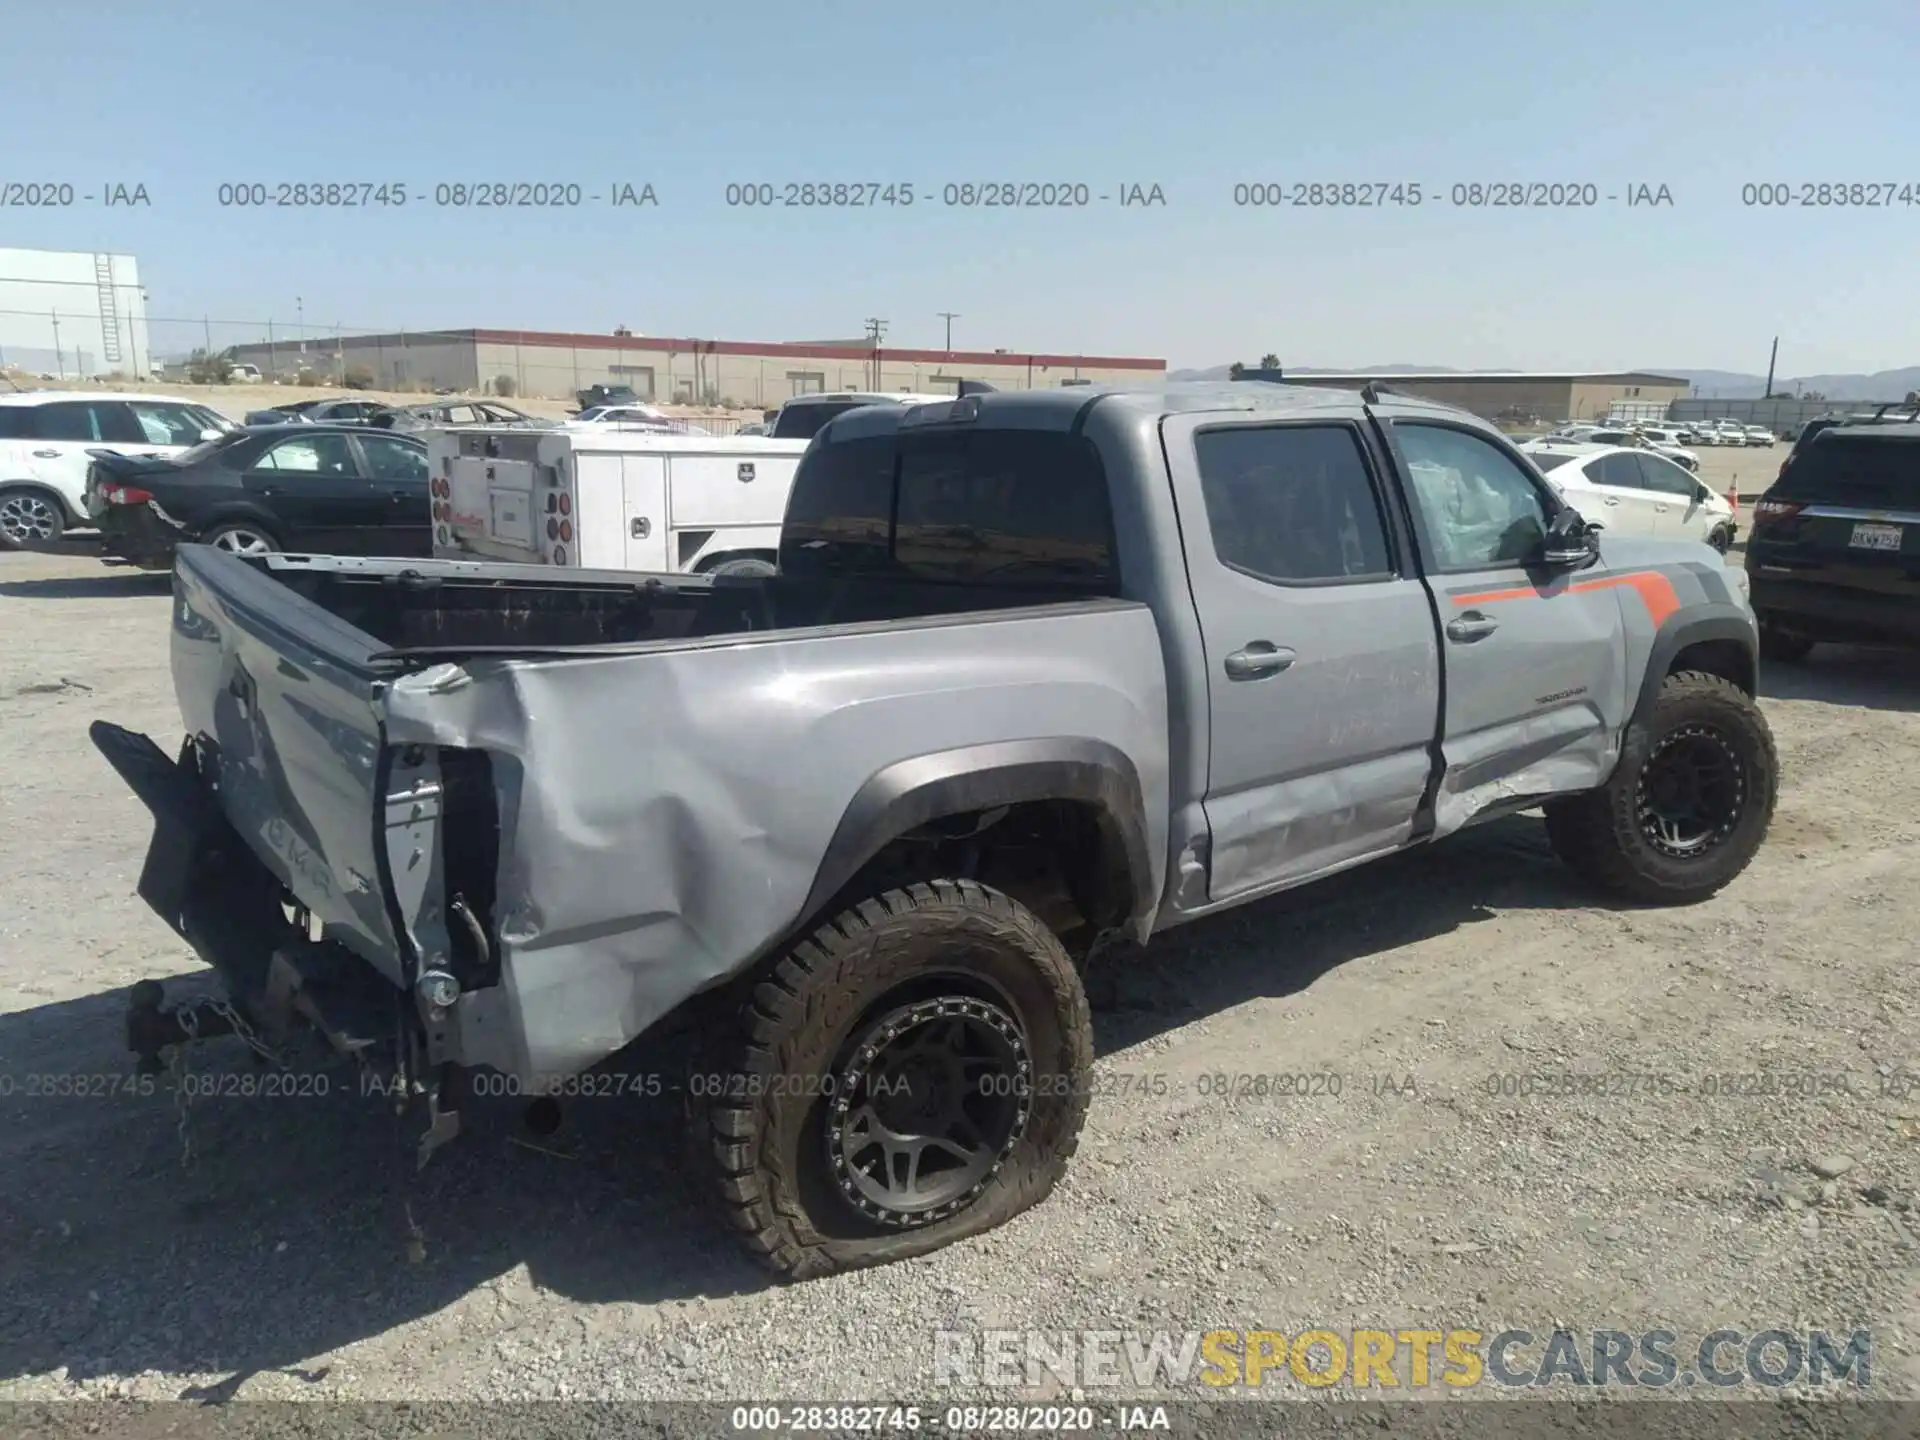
[296,297,305,355]
[938,311,960,352]
[864,317,888,390]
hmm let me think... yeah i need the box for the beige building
[1278,371,1691,424]
[226,328,1165,406]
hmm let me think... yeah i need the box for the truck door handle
[1602,496,1620,506]
[631,516,651,539]
[1223,642,1296,680]
[1446,611,1499,643]
[31,449,60,458]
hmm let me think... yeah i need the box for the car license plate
[1849,522,1902,551]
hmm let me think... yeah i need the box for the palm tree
[1227,361,1246,380]
[1260,353,1280,370]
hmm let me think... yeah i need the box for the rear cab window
[780,422,1118,592]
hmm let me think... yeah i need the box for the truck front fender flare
[800,737,1157,938]
[1632,605,1757,727]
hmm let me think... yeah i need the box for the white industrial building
[0,248,150,380]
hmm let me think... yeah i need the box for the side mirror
[1541,507,1600,568]
[199,428,223,441]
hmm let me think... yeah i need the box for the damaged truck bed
[94,382,1775,1277]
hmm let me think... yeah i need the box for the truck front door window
[1395,425,1549,570]
[1389,421,1626,827]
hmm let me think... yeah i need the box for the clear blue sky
[8,0,1917,374]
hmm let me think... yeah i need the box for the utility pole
[296,297,305,354]
[1763,336,1778,399]
[49,311,63,379]
[938,311,960,352]
[864,317,887,390]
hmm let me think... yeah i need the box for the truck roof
[822,379,1477,440]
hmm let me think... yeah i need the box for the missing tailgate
[439,748,502,989]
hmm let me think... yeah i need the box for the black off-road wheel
[692,879,1093,1280]
[1758,616,1815,664]
[1544,671,1777,904]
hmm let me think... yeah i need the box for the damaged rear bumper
[90,720,463,1160]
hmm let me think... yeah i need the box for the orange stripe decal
[1452,570,1680,627]
[1608,571,1681,628]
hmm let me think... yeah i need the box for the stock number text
[1741,182,1920,208]
[217,182,408,208]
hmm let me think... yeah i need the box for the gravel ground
[0,541,1916,1409]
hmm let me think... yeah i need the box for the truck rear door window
[1193,424,1392,583]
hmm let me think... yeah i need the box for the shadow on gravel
[0,812,1599,1396]
[0,977,759,1397]
[1759,644,1920,713]
[0,571,169,599]
[1086,811,1592,1053]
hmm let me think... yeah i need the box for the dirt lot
[0,542,1915,1407]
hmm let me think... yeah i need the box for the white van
[426,427,809,575]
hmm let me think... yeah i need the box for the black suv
[1744,422,1920,661]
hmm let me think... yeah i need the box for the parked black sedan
[369,399,553,430]
[85,424,430,568]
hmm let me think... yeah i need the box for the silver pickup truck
[92,381,1776,1278]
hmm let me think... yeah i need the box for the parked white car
[1741,425,1776,447]
[1633,426,1704,471]
[565,403,711,436]
[1543,423,1602,443]
[1521,443,1737,551]
[0,391,239,548]
[1580,426,1700,473]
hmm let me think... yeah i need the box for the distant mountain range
[1166,363,1920,402]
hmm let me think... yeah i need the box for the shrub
[493,375,516,397]
[186,349,230,384]
[342,365,376,390]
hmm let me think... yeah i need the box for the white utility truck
[426,427,809,576]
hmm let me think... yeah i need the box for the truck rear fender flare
[799,737,1157,942]
[1631,606,1757,729]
